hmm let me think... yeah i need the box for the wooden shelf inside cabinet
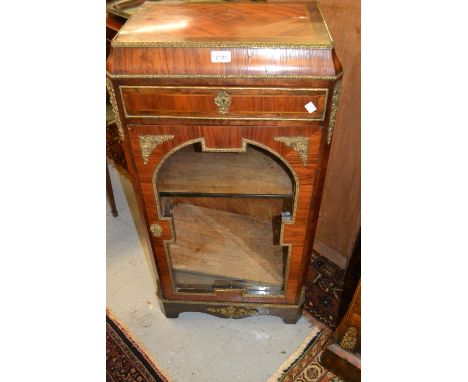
[157,146,293,197]
[169,204,284,287]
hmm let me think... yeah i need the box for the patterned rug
[268,328,344,382]
[107,308,344,382]
[107,309,171,382]
[305,235,360,329]
[304,252,346,328]
[275,350,345,382]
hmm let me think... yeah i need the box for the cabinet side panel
[314,0,361,266]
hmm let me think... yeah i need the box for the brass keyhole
[150,224,163,237]
[214,91,231,115]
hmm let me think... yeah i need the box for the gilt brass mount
[206,306,258,319]
[274,136,310,167]
[214,91,231,115]
[150,224,163,237]
[339,326,358,351]
[138,135,174,164]
[327,80,342,145]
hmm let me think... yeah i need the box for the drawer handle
[214,91,231,115]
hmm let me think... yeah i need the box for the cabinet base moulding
[157,285,305,324]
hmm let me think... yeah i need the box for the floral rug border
[107,307,338,382]
[107,307,172,382]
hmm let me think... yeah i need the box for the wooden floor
[157,146,293,196]
[169,203,284,286]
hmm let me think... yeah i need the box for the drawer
[119,86,328,121]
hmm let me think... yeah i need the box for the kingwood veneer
[106,1,343,323]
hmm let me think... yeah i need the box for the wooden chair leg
[106,161,118,217]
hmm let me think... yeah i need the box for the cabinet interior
[156,143,295,295]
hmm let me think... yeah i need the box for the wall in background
[314,0,361,268]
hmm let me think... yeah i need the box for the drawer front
[120,86,328,121]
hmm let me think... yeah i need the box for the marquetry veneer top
[113,2,333,48]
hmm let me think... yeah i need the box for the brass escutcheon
[150,224,163,237]
[340,326,358,351]
[214,91,231,115]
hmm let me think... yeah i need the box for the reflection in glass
[156,143,295,296]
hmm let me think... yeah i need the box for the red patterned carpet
[106,311,169,382]
[106,309,345,382]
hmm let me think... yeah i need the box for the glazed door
[128,124,322,304]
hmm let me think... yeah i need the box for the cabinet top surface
[113,1,333,48]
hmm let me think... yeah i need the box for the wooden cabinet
[106,1,343,323]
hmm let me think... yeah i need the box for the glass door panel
[156,143,295,296]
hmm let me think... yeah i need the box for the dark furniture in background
[106,161,119,217]
[322,279,361,381]
[106,104,126,217]
[106,3,128,216]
